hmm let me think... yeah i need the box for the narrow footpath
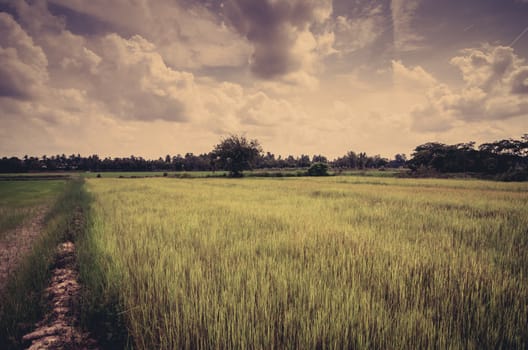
[22,209,99,350]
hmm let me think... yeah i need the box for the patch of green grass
[80,177,528,349]
[0,179,86,349]
[0,173,72,178]
[82,171,227,178]
[0,181,66,238]
[337,169,404,177]
[0,180,66,207]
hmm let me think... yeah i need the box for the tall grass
[80,177,528,349]
[0,179,85,349]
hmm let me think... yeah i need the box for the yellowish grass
[80,177,528,349]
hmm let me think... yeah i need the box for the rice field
[79,176,528,349]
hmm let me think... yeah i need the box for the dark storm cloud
[0,2,18,20]
[223,0,331,79]
[47,2,114,36]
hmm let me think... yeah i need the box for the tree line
[0,152,400,173]
[0,135,526,180]
[407,135,528,180]
[0,148,403,174]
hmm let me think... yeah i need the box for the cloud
[332,5,384,54]
[399,45,528,131]
[6,0,64,35]
[0,4,194,123]
[4,0,380,89]
[1,1,251,124]
[448,45,528,118]
[390,0,423,51]
[2,1,104,88]
[236,91,298,127]
[223,0,332,79]
[511,67,528,93]
[392,60,436,89]
[0,12,48,99]
[0,2,307,132]
[89,34,193,122]
[46,0,252,70]
[451,46,528,94]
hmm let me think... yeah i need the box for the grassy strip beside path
[0,179,86,349]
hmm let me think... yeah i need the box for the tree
[298,154,311,168]
[211,135,262,177]
[312,154,328,163]
[358,152,367,169]
[390,154,407,168]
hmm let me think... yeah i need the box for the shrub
[307,163,329,176]
[495,168,528,182]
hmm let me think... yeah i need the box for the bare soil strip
[22,209,99,350]
[0,207,47,294]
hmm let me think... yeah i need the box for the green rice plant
[80,177,528,349]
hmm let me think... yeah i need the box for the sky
[0,0,527,159]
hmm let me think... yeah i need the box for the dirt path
[0,206,48,294]
[22,240,99,349]
[20,208,99,350]
[0,206,99,349]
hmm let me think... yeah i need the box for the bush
[495,168,528,182]
[307,163,329,176]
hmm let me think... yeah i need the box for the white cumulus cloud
[398,45,528,132]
